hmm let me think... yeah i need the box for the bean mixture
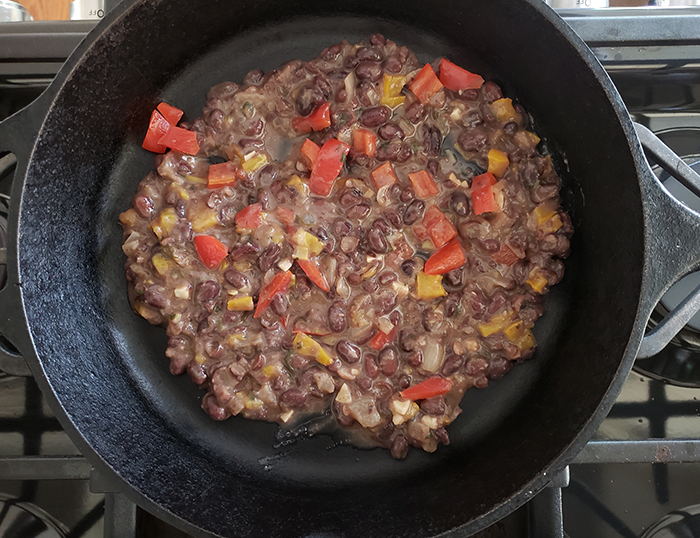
[120,35,572,459]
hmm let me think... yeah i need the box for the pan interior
[15,1,645,536]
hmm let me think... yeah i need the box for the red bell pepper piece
[370,162,399,190]
[401,376,453,400]
[275,206,296,226]
[369,327,396,351]
[309,138,350,197]
[193,235,228,269]
[254,270,293,318]
[297,258,330,292]
[352,128,377,157]
[413,223,428,240]
[158,125,200,155]
[156,102,184,125]
[235,203,263,230]
[208,161,239,189]
[492,244,520,266]
[471,172,498,215]
[408,169,439,198]
[409,64,444,104]
[423,205,457,248]
[300,138,320,167]
[424,238,466,275]
[438,59,484,92]
[142,109,170,153]
[292,102,331,133]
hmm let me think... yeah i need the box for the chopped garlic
[390,397,412,416]
[377,316,394,335]
[173,284,191,300]
[338,366,358,381]
[278,258,293,271]
[336,383,353,404]
[421,415,440,430]
[392,280,410,299]
[280,410,295,423]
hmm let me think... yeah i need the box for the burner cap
[0,495,68,538]
[635,128,700,387]
[641,504,700,538]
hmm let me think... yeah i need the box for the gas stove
[1,5,700,538]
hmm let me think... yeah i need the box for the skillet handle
[635,123,700,358]
[0,97,51,376]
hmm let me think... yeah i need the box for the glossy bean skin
[328,302,347,333]
[403,199,425,225]
[360,106,390,128]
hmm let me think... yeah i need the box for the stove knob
[0,0,32,22]
[69,0,105,20]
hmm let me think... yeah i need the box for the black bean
[504,121,519,135]
[378,123,405,141]
[376,139,402,162]
[321,43,342,61]
[196,281,220,302]
[345,204,370,220]
[367,228,388,253]
[175,200,186,218]
[339,187,364,207]
[333,219,354,238]
[229,241,260,261]
[379,272,397,285]
[248,193,257,205]
[389,310,401,326]
[369,34,386,47]
[405,102,425,123]
[259,309,279,330]
[356,61,383,82]
[375,289,397,315]
[144,288,166,309]
[314,75,332,98]
[465,357,489,376]
[406,351,423,368]
[458,88,479,101]
[399,187,416,203]
[435,427,450,445]
[383,55,402,74]
[257,190,271,211]
[243,69,264,86]
[384,209,402,229]
[347,272,362,285]
[480,104,496,123]
[336,340,361,363]
[444,293,460,317]
[164,190,178,206]
[426,159,440,178]
[488,290,508,315]
[362,279,379,293]
[462,110,483,128]
[365,354,379,378]
[450,191,470,216]
[356,81,377,108]
[206,108,225,131]
[328,302,347,333]
[424,125,442,156]
[372,218,391,234]
[398,374,411,390]
[295,275,312,296]
[356,377,372,391]
[399,329,417,352]
[224,270,248,289]
[482,80,503,102]
[134,195,154,218]
[270,292,290,316]
[531,183,559,203]
[258,164,278,186]
[458,128,488,152]
[442,355,464,376]
[357,46,384,62]
[420,396,446,415]
[379,347,398,376]
[244,118,263,137]
[258,244,281,272]
[391,434,410,459]
[360,106,390,128]
[403,199,425,225]
[280,389,308,409]
[187,361,208,385]
[296,84,325,117]
[487,357,512,378]
[336,88,348,103]
[481,239,500,253]
[401,259,417,277]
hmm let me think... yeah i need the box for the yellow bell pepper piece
[184,174,207,185]
[288,174,310,198]
[241,153,269,174]
[516,330,536,352]
[540,215,563,234]
[149,208,178,240]
[526,268,548,293]
[504,320,525,342]
[171,183,190,201]
[190,208,219,232]
[151,253,175,276]
[478,311,513,338]
[487,149,510,178]
[291,229,325,257]
[491,98,518,123]
[293,332,332,366]
[227,296,254,311]
[416,272,447,300]
[514,130,541,149]
[532,204,557,225]
[119,208,139,227]
[381,74,406,107]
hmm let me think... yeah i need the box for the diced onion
[421,338,444,373]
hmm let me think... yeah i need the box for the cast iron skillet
[1,0,700,536]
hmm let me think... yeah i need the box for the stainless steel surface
[0,1,32,22]
[70,0,105,20]
[547,0,609,7]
